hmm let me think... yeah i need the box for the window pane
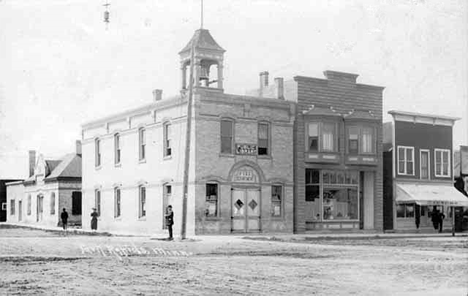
[221,120,233,136]
[396,205,405,217]
[323,188,358,220]
[349,140,358,153]
[206,184,218,217]
[308,137,318,151]
[406,149,413,161]
[259,123,268,139]
[398,147,405,161]
[271,185,282,217]
[308,123,318,137]
[398,160,405,174]
[221,136,232,153]
[406,205,414,218]
[322,123,335,151]
[407,161,414,175]
[305,185,319,201]
[361,128,373,153]
[435,151,441,164]
[421,152,429,179]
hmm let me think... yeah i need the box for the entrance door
[231,188,261,233]
[18,201,22,221]
[36,195,43,222]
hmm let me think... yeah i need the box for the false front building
[383,111,468,232]
[81,28,295,235]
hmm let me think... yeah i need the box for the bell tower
[179,29,225,91]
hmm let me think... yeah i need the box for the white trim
[397,146,415,176]
[419,149,430,180]
[434,148,451,178]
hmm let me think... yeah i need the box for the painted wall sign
[233,167,258,183]
[236,144,257,155]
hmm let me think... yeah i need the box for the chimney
[28,150,36,177]
[75,140,82,156]
[259,71,269,90]
[274,77,284,100]
[152,89,163,101]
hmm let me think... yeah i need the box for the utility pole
[180,42,196,240]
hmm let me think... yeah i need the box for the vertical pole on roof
[180,41,195,240]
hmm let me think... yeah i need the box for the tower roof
[179,29,225,54]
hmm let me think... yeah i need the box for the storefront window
[323,188,358,220]
[305,169,321,220]
[205,183,218,217]
[397,204,415,218]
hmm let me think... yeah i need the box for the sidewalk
[2,222,466,241]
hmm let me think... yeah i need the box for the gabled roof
[45,153,81,180]
[45,160,61,174]
[179,29,225,54]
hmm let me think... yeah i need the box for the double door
[231,188,261,233]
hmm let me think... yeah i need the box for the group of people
[59,205,174,240]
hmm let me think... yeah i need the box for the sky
[0,0,467,178]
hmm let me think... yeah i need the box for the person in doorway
[431,206,440,231]
[91,208,99,231]
[165,205,174,240]
[415,205,420,229]
[438,210,446,233]
[61,208,69,231]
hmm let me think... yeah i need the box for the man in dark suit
[61,208,69,230]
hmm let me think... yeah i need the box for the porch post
[452,206,455,237]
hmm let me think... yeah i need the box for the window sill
[138,217,147,221]
[95,166,102,171]
[163,155,172,161]
[115,163,122,168]
[219,153,235,158]
[139,159,146,164]
[114,217,122,221]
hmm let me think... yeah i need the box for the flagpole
[181,41,195,240]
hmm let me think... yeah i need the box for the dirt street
[0,226,467,295]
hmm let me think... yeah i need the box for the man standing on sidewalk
[61,208,69,231]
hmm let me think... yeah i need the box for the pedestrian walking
[438,210,446,233]
[165,205,174,240]
[61,208,69,231]
[91,208,99,231]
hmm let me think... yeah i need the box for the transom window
[434,149,450,177]
[220,119,234,154]
[398,146,414,175]
[306,122,337,152]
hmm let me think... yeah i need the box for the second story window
[322,123,335,152]
[164,123,172,157]
[307,122,337,152]
[435,149,450,177]
[95,138,101,167]
[258,123,269,156]
[398,146,414,175]
[361,127,374,154]
[139,128,146,161]
[114,134,121,164]
[420,150,430,179]
[220,119,233,154]
[307,123,319,151]
[348,127,359,154]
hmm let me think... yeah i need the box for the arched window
[50,193,56,215]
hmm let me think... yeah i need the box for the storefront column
[363,171,375,229]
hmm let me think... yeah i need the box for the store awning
[396,183,468,207]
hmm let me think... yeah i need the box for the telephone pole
[180,41,195,240]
